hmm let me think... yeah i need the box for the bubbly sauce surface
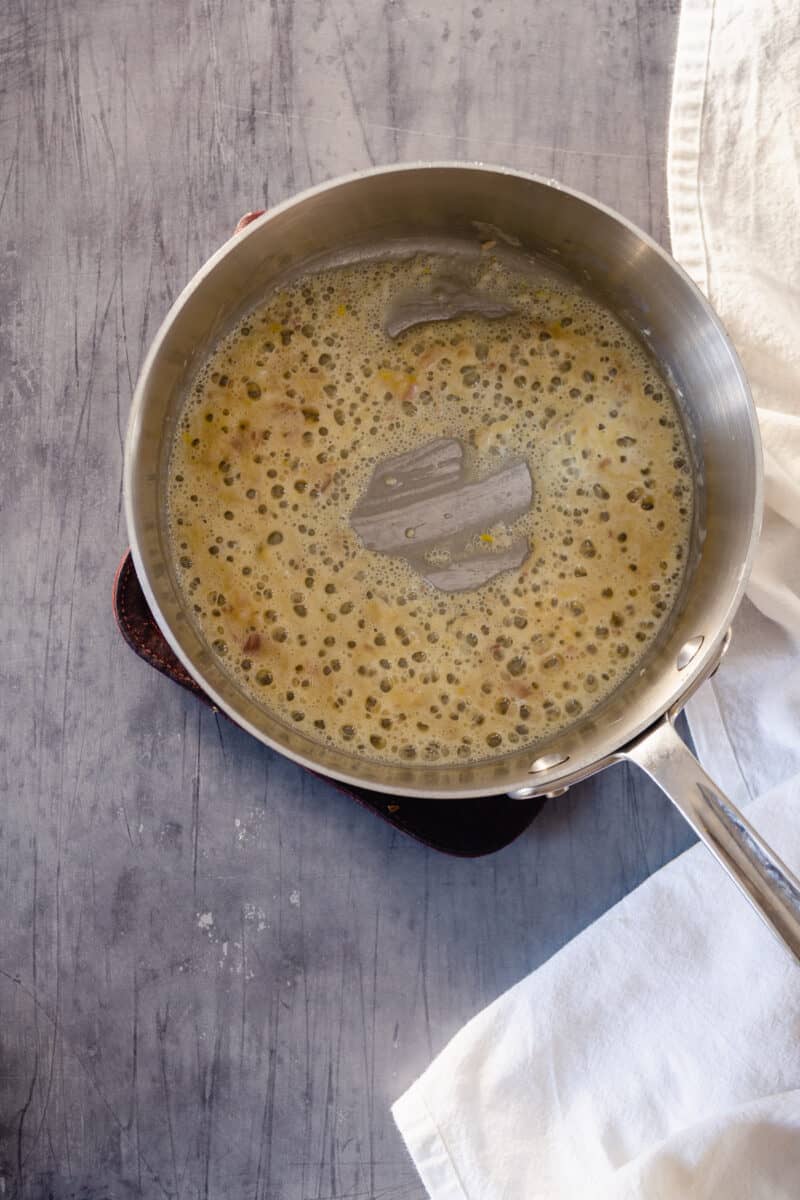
[168,254,693,764]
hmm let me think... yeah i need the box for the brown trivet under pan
[113,551,544,856]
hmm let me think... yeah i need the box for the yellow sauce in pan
[168,255,692,764]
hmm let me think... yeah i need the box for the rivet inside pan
[528,751,570,774]
[677,635,704,670]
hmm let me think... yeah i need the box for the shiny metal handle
[625,719,800,965]
[234,210,265,235]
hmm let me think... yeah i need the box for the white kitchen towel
[392,0,800,1196]
[393,788,800,1200]
[673,0,800,804]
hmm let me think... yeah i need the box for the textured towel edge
[666,0,714,291]
[392,1088,471,1200]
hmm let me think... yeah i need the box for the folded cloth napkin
[392,0,800,1195]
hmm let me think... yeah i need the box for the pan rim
[124,160,763,798]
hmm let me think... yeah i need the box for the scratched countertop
[2,3,693,1197]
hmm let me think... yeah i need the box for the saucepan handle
[234,210,266,234]
[624,718,800,965]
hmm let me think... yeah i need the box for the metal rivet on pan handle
[507,780,570,800]
[506,784,540,799]
[506,752,570,800]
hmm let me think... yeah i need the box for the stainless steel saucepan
[124,163,800,962]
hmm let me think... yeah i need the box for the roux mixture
[168,253,693,764]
